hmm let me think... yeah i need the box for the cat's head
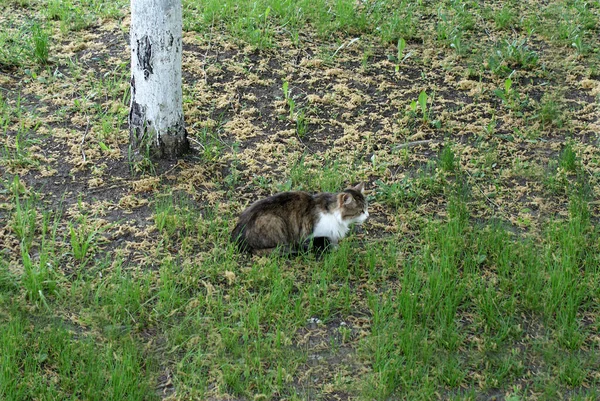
[338,183,369,225]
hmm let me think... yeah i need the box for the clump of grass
[228,3,274,48]
[46,0,68,21]
[282,81,310,138]
[69,220,96,262]
[20,241,57,309]
[154,192,201,238]
[376,160,443,208]
[46,0,92,32]
[493,6,516,30]
[196,126,226,162]
[488,38,538,76]
[558,142,577,173]
[536,93,564,128]
[11,190,38,250]
[17,203,62,308]
[2,128,41,170]
[127,128,156,175]
[0,24,28,68]
[280,156,347,193]
[543,194,592,349]
[438,144,456,172]
[544,142,582,194]
[378,6,418,43]
[31,23,49,65]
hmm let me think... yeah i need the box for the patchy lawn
[1,0,600,399]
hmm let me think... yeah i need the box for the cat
[231,183,369,256]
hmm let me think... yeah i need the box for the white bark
[129,0,188,158]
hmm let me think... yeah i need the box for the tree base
[129,100,189,159]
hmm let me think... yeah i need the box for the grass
[0,310,156,400]
[1,0,600,399]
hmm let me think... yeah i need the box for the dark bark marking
[129,100,146,147]
[137,35,153,80]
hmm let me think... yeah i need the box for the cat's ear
[354,182,365,194]
[340,193,354,205]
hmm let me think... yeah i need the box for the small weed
[418,91,428,120]
[224,155,242,194]
[361,46,373,69]
[410,90,431,123]
[296,108,307,138]
[282,80,309,137]
[450,33,465,56]
[484,118,497,136]
[394,38,409,72]
[282,80,295,120]
[493,77,528,112]
[251,175,272,191]
[494,77,513,103]
[571,34,586,55]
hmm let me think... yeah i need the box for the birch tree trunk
[129,0,189,158]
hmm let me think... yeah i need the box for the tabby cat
[231,183,369,255]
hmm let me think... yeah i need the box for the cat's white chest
[312,211,349,242]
